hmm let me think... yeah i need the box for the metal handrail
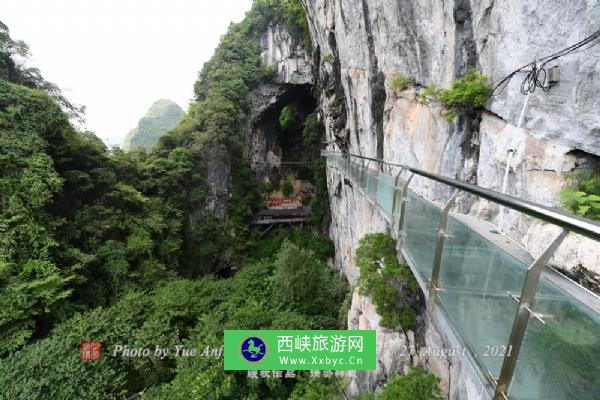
[328,151,600,242]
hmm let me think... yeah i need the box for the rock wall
[260,23,313,85]
[300,0,600,397]
[246,23,314,182]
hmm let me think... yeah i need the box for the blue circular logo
[241,336,266,362]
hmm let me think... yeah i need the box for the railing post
[397,173,415,241]
[492,229,569,400]
[428,192,459,310]
[390,168,405,234]
[360,160,371,192]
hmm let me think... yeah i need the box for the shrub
[356,233,418,330]
[354,368,443,400]
[338,285,353,328]
[248,227,334,262]
[561,171,600,220]
[279,104,298,132]
[379,368,443,400]
[273,242,339,321]
[282,179,294,197]
[288,374,341,400]
[308,158,331,228]
[390,74,413,93]
[322,54,334,64]
[420,68,492,121]
[256,0,313,50]
[302,112,325,147]
[1,238,345,399]
[262,64,277,81]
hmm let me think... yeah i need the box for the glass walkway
[325,151,600,400]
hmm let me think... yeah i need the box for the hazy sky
[2,0,253,146]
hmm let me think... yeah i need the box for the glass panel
[347,160,354,180]
[436,216,526,381]
[366,169,379,198]
[359,165,368,190]
[351,161,360,182]
[377,173,395,215]
[508,280,600,399]
[392,179,405,219]
[402,191,440,279]
[325,154,600,398]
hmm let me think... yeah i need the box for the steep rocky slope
[293,0,600,397]
[301,0,600,277]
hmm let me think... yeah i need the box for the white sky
[2,0,253,146]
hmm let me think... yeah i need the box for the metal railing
[341,152,600,241]
[324,150,600,400]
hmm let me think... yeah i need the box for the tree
[356,233,419,330]
[273,242,339,322]
[379,368,443,400]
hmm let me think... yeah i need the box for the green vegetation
[0,79,195,354]
[248,227,334,262]
[356,234,419,330]
[308,158,331,228]
[389,74,414,93]
[302,112,325,146]
[0,243,344,399]
[288,376,341,400]
[420,68,492,121]
[280,104,299,132]
[322,54,334,64]
[300,112,330,228]
[282,179,295,196]
[123,99,184,151]
[0,22,84,121]
[255,0,312,50]
[561,171,600,220]
[356,368,443,400]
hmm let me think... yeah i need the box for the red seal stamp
[80,339,102,360]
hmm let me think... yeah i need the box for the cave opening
[250,82,326,223]
[274,84,318,163]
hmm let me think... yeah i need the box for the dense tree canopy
[0,242,344,399]
[0,2,355,399]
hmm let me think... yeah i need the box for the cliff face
[301,0,600,279]
[246,23,314,182]
[296,0,600,397]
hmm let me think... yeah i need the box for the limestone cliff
[301,0,600,275]
[246,23,315,182]
[296,0,600,398]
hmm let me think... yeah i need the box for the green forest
[0,1,338,398]
[0,1,440,399]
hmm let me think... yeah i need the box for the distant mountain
[123,99,184,151]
